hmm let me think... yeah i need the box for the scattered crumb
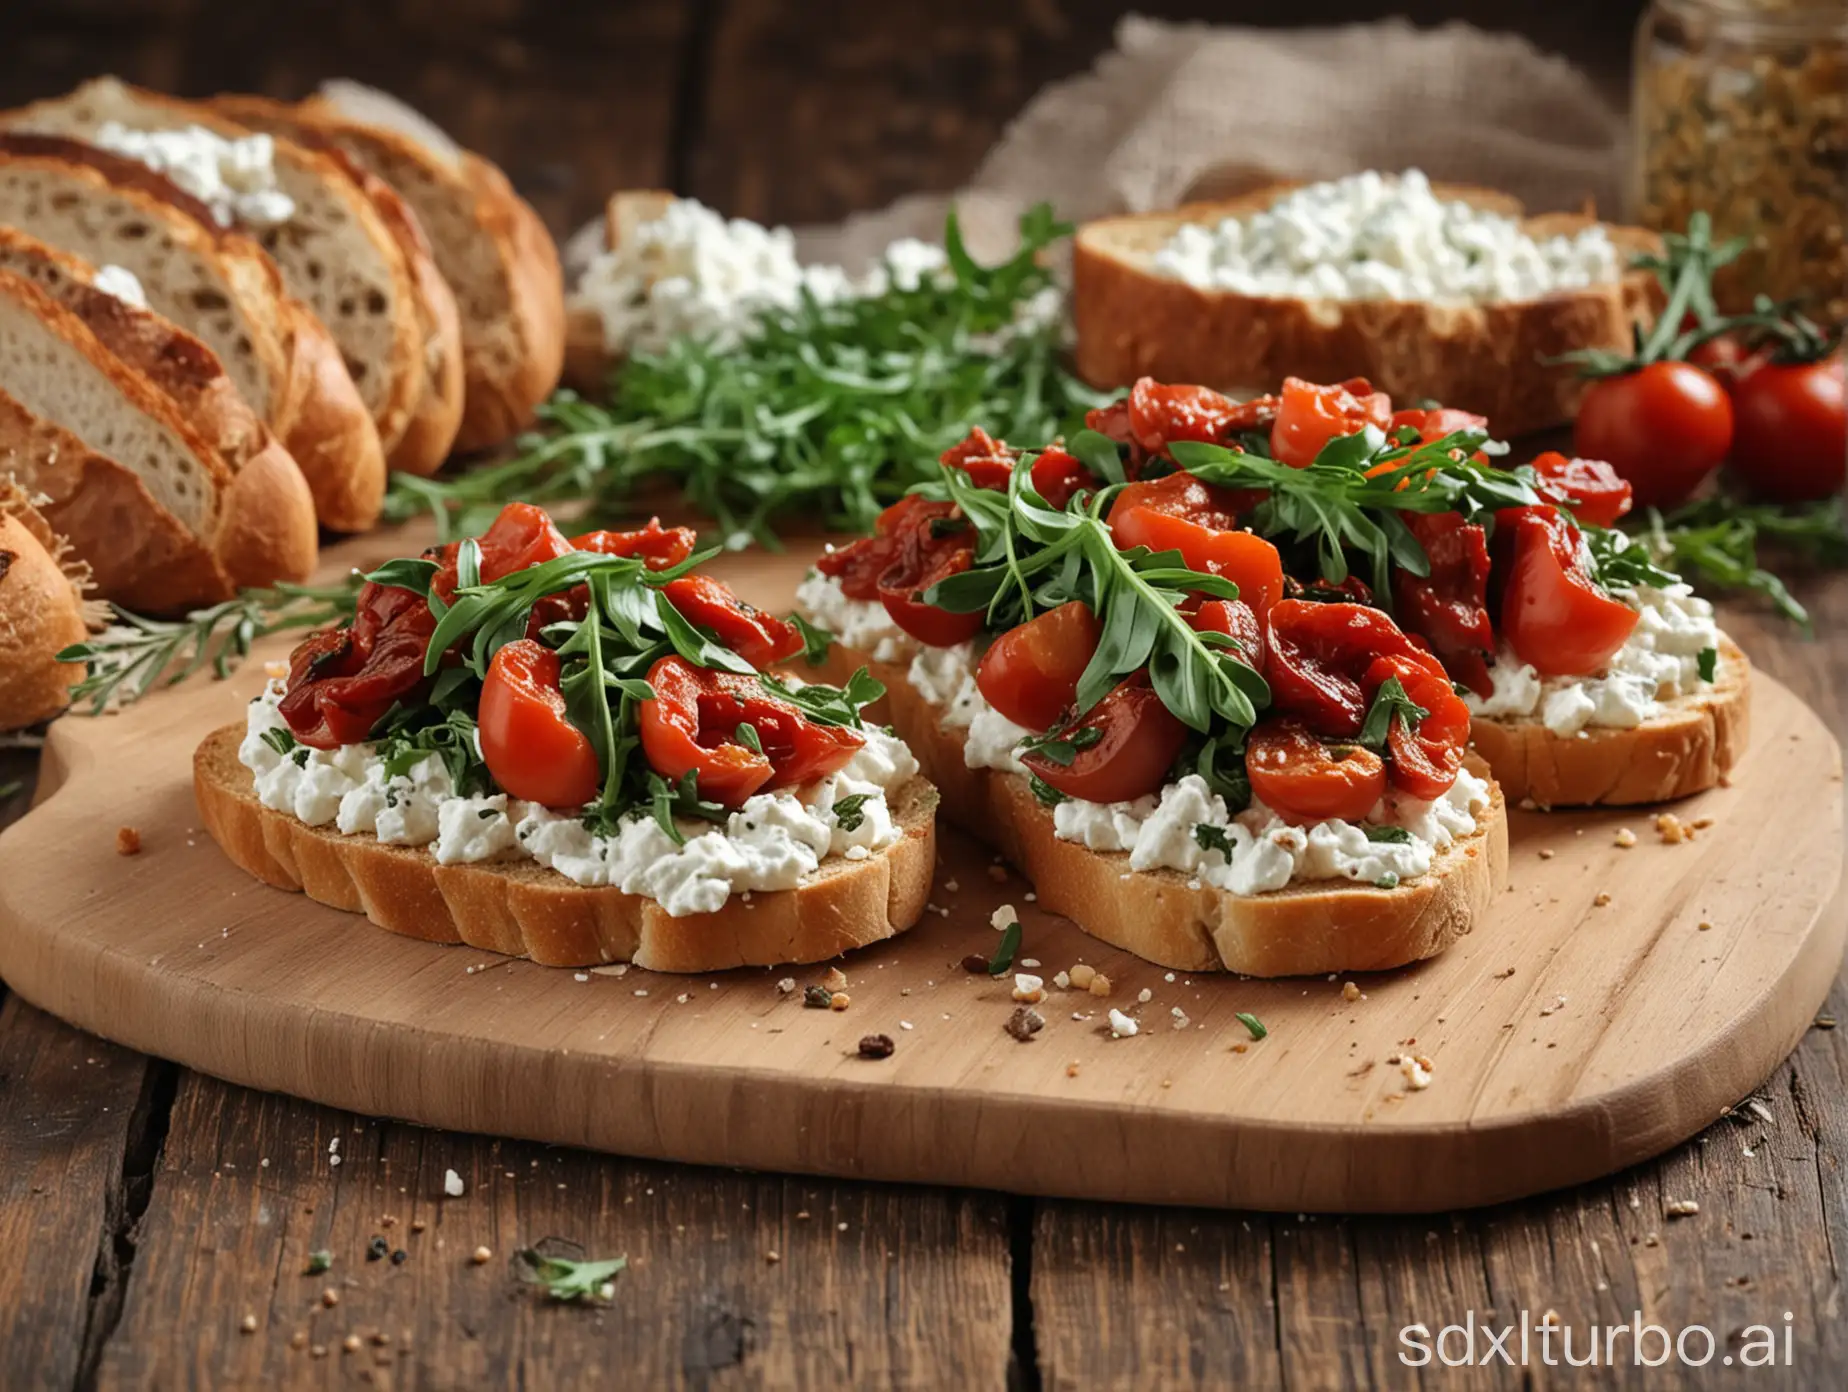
[1089,974,1113,999]
[776,977,796,995]
[1540,994,1568,1018]
[321,1289,340,1308]
[1053,971,1071,990]
[1614,827,1637,849]
[1655,813,1688,844]
[342,1334,362,1353]
[803,984,832,1009]
[960,953,989,974]
[1137,987,1153,1005]
[829,991,851,1012]
[823,967,849,992]
[1012,973,1045,1004]
[857,1033,895,1059]
[1066,1061,1081,1077]
[944,879,959,893]
[1537,848,1555,860]
[442,1169,464,1198]
[1021,957,1040,969]
[1067,963,1096,990]
[1005,1007,1045,1042]
[1665,1199,1700,1218]
[990,904,1017,932]
[1108,1008,1138,1039]
[1400,1055,1433,1091]
[986,864,1008,883]
[1593,892,1612,907]
[115,826,141,856]
[1341,981,1362,1003]
[240,1314,258,1334]
[590,964,630,978]
[766,1250,780,1264]
[1170,1007,1191,1030]
[471,1245,493,1264]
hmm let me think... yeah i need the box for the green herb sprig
[514,1248,628,1303]
[386,205,1108,545]
[57,578,364,715]
[1627,496,1848,630]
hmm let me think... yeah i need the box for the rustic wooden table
[4,2,1842,1387]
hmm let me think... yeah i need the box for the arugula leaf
[1016,724,1101,768]
[987,918,1023,976]
[259,727,298,758]
[375,708,489,796]
[1193,823,1233,858]
[635,769,729,846]
[362,556,441,597]
[735,721,764,755]
[514,1249,628,1303]
[831,792,873,832]
[1625,496,1848,631]
[1027,773,1068,806]
[790,612,835,666]
[1697,646,1718,683]
[758,669,884,729]
[1365,825,1414,844]
[1357,677,1427,752]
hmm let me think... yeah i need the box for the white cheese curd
[1465,584,1721,736]
[90,122,295,228]
[794,570,913,662]
[91,264,147,309]
[238,683,917,915]
[1150,168,1620,305]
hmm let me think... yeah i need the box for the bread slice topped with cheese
[0,265,316,611]
[196,502,937,972]
[1,78,458,477]
[0,229,318,592]
[1072,170,1660,436]
[292,80,566,451]
[796,426,1508,975]
[0,133,385,531]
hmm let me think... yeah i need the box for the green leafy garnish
[384,205,1106,544]
[1027,773,1068,806]
[1193,823,1234,858]
[514,1249,628,1304]
[1357,678,1427,752]
[1016,724,1101,768]
[632,770,729,847]
[988,918,1023,976]
[1235,1012,1267,1041]
[757,669,883,729]
[831,792,873,832]
[376,708,490,796]
[1364,825,1414,845]
[1625,496,1848,631]
[790,612,835,666]
[1697,646,1718,683]
[734,721,764,755]
[304,1250,332,1275]
[259,726,298,758]
[57,578,363,715]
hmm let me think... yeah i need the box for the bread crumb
[823,967,849,992]
[1052,971,1071,990]
[1067,963,1096,990]
[1656,813,1688,844]
[321,1288,340,1308]
[1011,973,1044,1004]
[1537,847,1554,859]
[1614,827,1637,848]
[1593,891,1612,907]
[1065,1060,1081,1077]
[1540,993,1568,1017]
[1698,920,1713,932]
[765,1250,780,1264]
[1401,1055,1433,1091]
[341,1334,361,1353]
[829,991,851,1011]
[1088,973,1113,999]
[1665,1199,1700,1218]
[1341,981,1362,1002]
[240,1313,258,1334]
[471,1245,493,1264]
[115,826,141,856]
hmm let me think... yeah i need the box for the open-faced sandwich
[196,502,938,972]
[797,407,1509,976]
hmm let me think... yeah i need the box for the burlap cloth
[794,15,1627,270]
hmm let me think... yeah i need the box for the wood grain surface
[2,2,1843,1388]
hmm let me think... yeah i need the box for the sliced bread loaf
[3,79,433,473]
[0,134,385,530]
[0,477,91,729]
[301,81,565,451]
[0,229,317,590]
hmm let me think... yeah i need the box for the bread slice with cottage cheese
[806,639,1507,977]
[193,722,940,973]
[1072,178,1661,437]
[1468,638,1750,809]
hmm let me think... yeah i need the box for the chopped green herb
[1374,872,1401,890]
[1357,678,1427,752]
[831,792,872,833]
[1027,773,1068,806]
[988,919,1023,976]
[304,1250,332,1275]
[1235,1012,1268,1041]
[1193,823,1234,858]
[477,807,498,820]
[1697,646,1718,683]
[790,612,835,667]
[734,721,764,755]
[259,726,298,758]
[758,668,883,729]
[514,1249,628,1303]
[1017,724,1101,768]
[1364,825,1414,845]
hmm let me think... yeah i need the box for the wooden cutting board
[0,527,1840,1213]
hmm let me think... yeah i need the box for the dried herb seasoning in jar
[1633,0,1848,323]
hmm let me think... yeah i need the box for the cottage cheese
[1150,168,1621,305]
[238,681,917,917]
[794,570,915,663]
[90,122,295,228]
[91,264,147,309]
[1465,584,1720,737]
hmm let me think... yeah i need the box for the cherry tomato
[1391,511,1494,697]
[874,505,983,647]
[1528,451,1633,528]
[1574,361,1733,507]
[1688,332,1764,387]
[661,574,803,669]
[1245,718,1385,824]
[1264,599,1434,737]
[279,574,437,748]
[1363,653,1467,801]
[1187,598,1265,673]
[1729,356,1848,502]
[1495,505,1638,676]
[474,501,574,581]
[1389,406,1489,444]
[571,518,697,570]
[815,494,940,601]
[940,426,1018,491]
[1271,377,1393,468]
[1021,671,1188,804]
[638,656,864,807]
[1109,473,1285,616]
[477,639,601,808]
[1030,446,1093,508]
[975,601,1101,732]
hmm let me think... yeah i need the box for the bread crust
[1469,639,1751,809]
[1072,183,1661,437]
[815,645,1507,975]
[560,189,678,394]
[0,507,87,730]
[0,229,318,589]
[209,94,466,477]
[193,724,940,972]
[0,135,386,532]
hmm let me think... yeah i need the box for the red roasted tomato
[975,601,1102,732]
[1363,653,1468,801]
[661,574,803,670]
[1495,505,1638,676]
[1030,446,1093,509]
[478,639,601,808]
[1125,378,1275,451]
[1271,377,1393,467]
[1527,451,1634,527]
[875,508,982,647]
[1020,671,1188,804]
[814,494,940,601]
[278,577,437,749]
[638,656,864,807]
[1186,597,1266,673]
[1109,472,1285,616]
[571,518,697,570]
[1263,599,1436,737]
[1573,361,1733,507]
[1245,718,1386,824]
[940,426,1020,491]
[1392,511,1494,697]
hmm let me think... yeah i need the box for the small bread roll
[0,482,91,729]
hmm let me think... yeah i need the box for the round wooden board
[0,536,1842,1213]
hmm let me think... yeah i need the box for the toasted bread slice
[0,134,385,531]
[0,479,90,730]
[193,724,940,972]
[813,645,1507,976]
[561,188,676,392]
[0,229,317,591]
[3,79,434,475]
[1469,639,1750,809]
[208,93,466,475]
[301,81,566,452]
[1072,183,1661,437]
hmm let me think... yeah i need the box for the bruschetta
[196,502,938,972]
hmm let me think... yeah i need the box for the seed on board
[321,1288,340,1308]
[961,953,990,974]
[1665,1199,1701,1218]
[240,1314,258,1334]
[857,1033,895,1059]
[829,991,852,1011]
[471,1246,493,1265]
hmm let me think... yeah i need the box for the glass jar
[1632,0,1848,323]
